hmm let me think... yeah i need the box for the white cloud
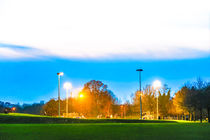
[0,45,47,59]
[0,47,30,58]
[0,0,209,60]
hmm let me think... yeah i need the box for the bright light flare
[71,87,83,97]
[11,107,16,111]
[63,82,72,90]
[79,94,84,98]
[153,80,161,90]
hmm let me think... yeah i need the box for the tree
[132,85,157,118]
[43,99,58,116]
[21,103,44,115]
[0,101,4,113]
[142,85,156,114]
[173,86,189,119]
[80,80,118,117]
[158,84,171,118]
[43,80,118,118]
[203,84,210,123]
[184,78,207,123]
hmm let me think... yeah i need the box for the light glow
[79,94,84,98]
[11,107,16,111]
[153,80,162,90]
[63,82,72,90]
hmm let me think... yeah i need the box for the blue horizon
[0,55,210,104]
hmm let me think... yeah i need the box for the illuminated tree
[142,85,156,115]
[81,80,118,117]
[173,87,188,119]
[158,84,171,118]
[132,85,157,118]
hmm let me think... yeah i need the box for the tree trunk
[194,112,196,122]
[208,107,210,123]
[189,113,191,121]
[200,109,202,123]
[191,113,193,121]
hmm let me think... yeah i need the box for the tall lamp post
[57,72,64,117]
[153,80,161,120]
[136,68,143,120]
[64,82,72,117]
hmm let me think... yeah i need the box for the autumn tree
[132,85,157,118]
[158,84,171,118]
[173,86,189,119]
[80,80,118,117]
[142,85,156,115]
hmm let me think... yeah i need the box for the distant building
[40,100,45,105]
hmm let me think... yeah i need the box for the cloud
[0,44,46,59]
[0,0,209,60]
[0,47,28,59]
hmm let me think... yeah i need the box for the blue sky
[0,55,210,104]
[0,0,210,104]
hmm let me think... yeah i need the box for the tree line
[43,80,120,117]
[2,79,209,123]
[0,101,44,114]
[43,79,210,122]
[130,78,210,123]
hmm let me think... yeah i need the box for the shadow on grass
[0,113,178,124]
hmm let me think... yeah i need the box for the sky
[0,0,210,104]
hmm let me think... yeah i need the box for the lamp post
[153,80,161,120]
[57,72,64,117]
[64,82,72,117]
[136,68,143,120]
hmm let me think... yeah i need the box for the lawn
[1,123,210,140]
[0,113,176,124]
[0,113,210,140]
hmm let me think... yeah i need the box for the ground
[0,113,210,140]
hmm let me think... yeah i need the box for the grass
[1,123,210,140]
[0,113,46,117]
[0,113,177,124]
[0,113,210,140]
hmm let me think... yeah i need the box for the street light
[153,80,161,120]
[57,72,64,117]
[64,82,72,117]
[79,94,84,98]
[136,68,143,120]
[79,93,84,98]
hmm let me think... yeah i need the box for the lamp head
[136,69,143,72]
[57,72,64,76]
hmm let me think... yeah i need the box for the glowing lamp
[64,82,72,90]
[11,107,16,111]
[79,94,84,98]
[153,80,161,90]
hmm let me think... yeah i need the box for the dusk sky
[0,0,210,104]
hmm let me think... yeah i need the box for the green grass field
[0,113,210,140]
[0,113,176,124]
